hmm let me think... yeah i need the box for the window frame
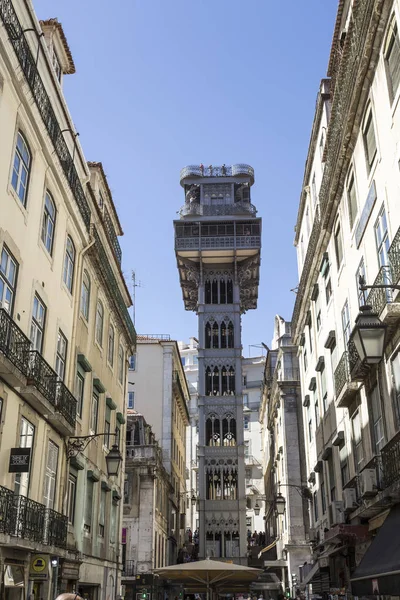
[0,245,18,315]
[30,293,46,352]
[63,236,75,293]
[11,130,31,206]
[91,390,99,433]
[341,300,351,346]
[95,300,104,347]
[362,106,378,172]
[75,368,85,418]
[384,15,400,102]
[67,473,77,525]
[334,218,344,269]
[128,391,135,409]
[80,270,90,321]
[41,191,56,255]
[107,324,115,367]
[55,329,68,381]
[346,170,358,230]
[118,344,124,384]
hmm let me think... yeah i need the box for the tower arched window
[220,279,227,304]
[220,321,227,349]
[205,367,212,395]
[222,417,236,446]
[206,414,220,446]
[227,321,234,348]
[221,366,228,395]
[212,322,219,348]
[212,279,218,304]
[205,280,212,304]
[227,279,233,303]
[205,322,212,348]
[212,367,220,396]
[229,367,235,394]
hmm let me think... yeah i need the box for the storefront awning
[351,503,400,596]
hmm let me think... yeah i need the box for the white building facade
[293,0,400,595]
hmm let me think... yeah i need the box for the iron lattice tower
[174,164,261,563]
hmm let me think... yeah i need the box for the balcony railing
[103,207,122,264]
[334,351,351,398]
[175,235,261,251]
[123,560,135,577]
[0,485,67,547]
[381,430,400,488]
[0,0,91,229]
[365,266,393,315]
[44,507,68,548]
[0,308,31,375]
[55,381,77,427]
[180,163,254,183]
[180,202,257,218]
[27,351,58,406]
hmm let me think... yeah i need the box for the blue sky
[34,0,338,355]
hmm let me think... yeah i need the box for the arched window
[63,236,75,292]
[95,300,104,346]
[229,367,235,394]
[118,344,124,384]
[11,131,31,206]
[212,367,220,396]
[221,366,228,395]
[227,279,233,303]
[220,321,227,349]
[206,414,220,446]
[227,321,234,348]
[223,417,236,446]
[220,279,227,304]
[212,279,218,304]
[205,367,212,395]
[205,322,211,348]
[41,191,56,254]
[212,322,219,348]
[80,270,90,320]
[108,324,115,366]
[205,280,212,304]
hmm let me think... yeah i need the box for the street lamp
[350,304,387,364]
[191,493,197,506]
[105,444,123,476]
[67,433,122,478]
[275,493,286,515]
[254,501,261,516]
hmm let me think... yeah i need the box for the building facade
[260,317,309,594]
[174,164,261,562]
[0,3,135,599]
[293,0,400,595]
[125,336,190,570]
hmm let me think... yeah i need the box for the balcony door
[43,440,59,509]
[14,417,34,497]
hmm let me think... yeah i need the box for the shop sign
[29,555,49,580]
[122,527,127,544]
[9,448,31,473]
[60,561,80,580]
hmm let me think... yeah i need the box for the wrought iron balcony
[0,0,91,229]
[103,207,122,264]
[388,224,400,284]
[180,202,257,218]
[44,507,68,548]
[381,430,400,489]
[244,454,261,467]
[334,341,365,407]
[122,560,135,577]
[0,485,67,548]
[27,351,58,405]
[334,351,352,399]
[0,308,31,377]
[180,164,254,184]
[365,266,394,315]
[55,381,77,427]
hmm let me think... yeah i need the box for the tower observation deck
[174,164,261,563]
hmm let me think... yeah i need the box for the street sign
[29,555,49,580]
[9,448,31,473]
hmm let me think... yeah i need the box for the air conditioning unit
[328,501,345,527]
[360,468,377,497]
[343,488,357,512]
[308,527,317,542]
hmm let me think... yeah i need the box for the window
[80,270,90,320]
[55,330,67,381]
[370,384,385,453]
[129,355,136,370]
[11,131,31,205]
[75,370,84,418]
[99,489,106,537]
[307,404,312,442]
[118,344,124,384]
[41,192,56,254]
[95,300,104,346]
[30,294,46,352]
[352,410,364,473]
[67,473,77,525]
[63,236,75,292]
[325,277,332,304]
[107,324,115,367]
[110,502,116,543]
[334,219,343,268]
[385,17,400,100]
[181,357,186,366]
[315,293,321,331]
[319,130,325,159]
[243,416,250,430]
[313,491,319,522]
[363,108,377,170]
[341,300,351,345]
[347,171,358,230]
[0,245,18,314]
[43,440,59,509]
[308,321,313,355]
[303,347,308,372]
[84,478,94,533]
[321,367,328,413]
[128,391,135,409]
[340,444,349,487]
[243,393,248,407]
[305,207,310,237]
[391,351,400,425]
[314,391,320,427]
[14,417,34,496]
[320,473,326,514]
[104,406,111,448]
[52,49,62,81]
[375,207,390,268]
[356,259,366,307]
[328,456,336,501]
[91,391,99,433]
[311,173,317,206]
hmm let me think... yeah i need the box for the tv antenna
[131,270,142,326]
